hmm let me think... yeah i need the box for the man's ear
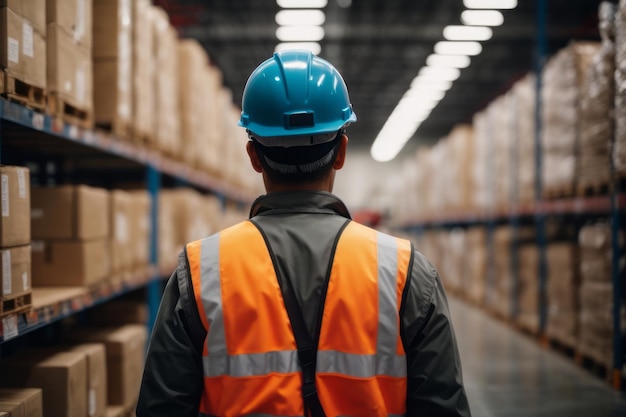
[333,134,349,170]
[246,141,263,173]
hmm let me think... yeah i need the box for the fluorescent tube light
[461,10,504,26]
[276,26,325,41]
[275,42,321,55]
[463,0,517,9]
[419,66,461,82]
[277,0,328,8]
[410,77,453,91]
[276,10,326,26]
[434,41,482,56]
[426,53,471,68]
[443,25,492,41]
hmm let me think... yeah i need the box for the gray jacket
[136,191,471,417]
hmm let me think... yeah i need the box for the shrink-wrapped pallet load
[511,74,536,205]
[178,39,208,167]
[466,227,488,305]
[491,94,514,209]
[542,41,600,198]
[472,110,492,211]
[578,222,626,368]
[492,226,512,319]
[151,6,180,159]
[131,0,154,144]
[546,243,579,347]
[579,2,616,192]
[517,244,539,334]
[614,0,626,175]
[93,0,133,139]
[447,125,474,212]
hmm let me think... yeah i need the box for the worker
[136,50,471,417]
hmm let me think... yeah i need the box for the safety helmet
[238,50,357,146]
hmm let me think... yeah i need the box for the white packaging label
[75,0,86,42]
[1,175,9,217]
[88,388,96,417]
[17,169,26,199]
[22,271,29,291]
[2,250,10,296]
[76,68,86,104]
[2,315,18,340]
[116,213,129,243]
[22,22,33,57]
[7,38,19,63]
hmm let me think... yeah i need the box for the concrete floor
[449,298,626,417]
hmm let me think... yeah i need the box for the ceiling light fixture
[410,77,453,91]
[461,10,504,26]
[275,10,326,26]
[463,0,517,9]
[276,26,325,42]
[275,42,321,55]
[434,41,483,56]
[419,66,461,82]
[426,53,471,68]
[277,0,328,8]
[443,25,493,41]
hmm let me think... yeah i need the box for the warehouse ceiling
[155,0,603,156]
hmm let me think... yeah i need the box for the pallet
[96,118,133,141]
[0,292,33,318]
[577,181,610,197]
[0,71,46,112]
[47,92,94,129]
[543,185,575,200]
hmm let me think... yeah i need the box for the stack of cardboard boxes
[0,388,42,417]
[31,185,110,287]
[93,0,133,138]
[0,0,46,108]
[131,0,154,144]
[0,166,32,317]
[0,324,146,417]
[46,0,93,125]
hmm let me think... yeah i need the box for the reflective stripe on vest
[187,220,411,417]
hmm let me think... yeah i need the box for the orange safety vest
[186,220,412,417]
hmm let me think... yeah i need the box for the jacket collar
[249,191,352,219]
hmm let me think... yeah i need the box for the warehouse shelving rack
[404,0,625,390]
[0,97,253,352]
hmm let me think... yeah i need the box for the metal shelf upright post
[535,0,549,344]
[147,164,161,334]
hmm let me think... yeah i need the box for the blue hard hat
[238,50,357,140]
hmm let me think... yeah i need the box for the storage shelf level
[0,98,253,204]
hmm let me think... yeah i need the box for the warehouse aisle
[449,298,626,417]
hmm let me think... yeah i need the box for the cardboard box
[110,190,133,273]
[0,388,43,417]
[31,185,109,240]
[1,245,30,298]
[0,7,46,90]
[46,0,92,49]
[93,0,131,59]
[0,351,87,417]
[31,238,109,286]
[105,406,125,417]
[70,325,147,412]
[68,344,106,417]
[131,0,153,141]
[0,166,30,248]
[93,0,132,128]
[0,0,45,33]
[128,191,150,268]
[46,24,93,110]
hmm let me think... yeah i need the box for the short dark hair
[253,133,342,184]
